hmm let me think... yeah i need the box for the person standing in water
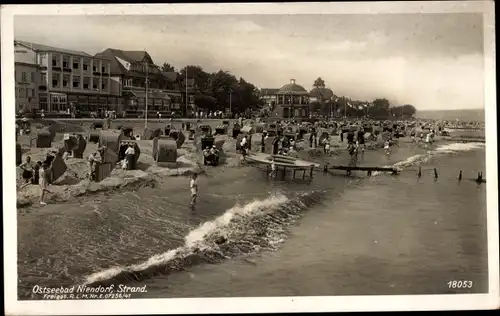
[190,173,198,207]
[269,158,277,179]
[384,139,391,155]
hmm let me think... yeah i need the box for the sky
[14,13,485,110]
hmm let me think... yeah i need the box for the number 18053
[447,280,473,289]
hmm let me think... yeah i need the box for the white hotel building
[14,40,121,114]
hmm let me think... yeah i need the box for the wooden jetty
[245,152,320,180]
[327,165,399,176]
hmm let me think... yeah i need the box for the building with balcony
[14,40,117,115]
[94,49,195,116]
[270,79,310,118]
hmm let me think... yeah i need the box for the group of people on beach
[19,154,54,206]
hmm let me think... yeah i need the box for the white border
[2,2,498,314]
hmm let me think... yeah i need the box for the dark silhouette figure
[458,170,463,182]
[417,166,422,179]
[433,168,438,180]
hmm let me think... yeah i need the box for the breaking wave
[82,190,326,286]
[372,141,485,176]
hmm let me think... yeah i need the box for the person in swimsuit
[190,173,198,207]
[39,162,53,206]
[19,156,34,184]
[357,131,365,155]
[384,140,391,155]
[269,158,277,179]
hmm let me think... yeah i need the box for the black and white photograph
[2,2,498,314]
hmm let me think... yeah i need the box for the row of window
[43,53,109,73]
[15,87,36,98]
[130,63,159,74]
[42,73,109,91]
[38,95,124,112]
[15,71,37,83]
[122,78,182,90]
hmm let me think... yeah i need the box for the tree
[194,94,217,111]
[391,104,417,117]
[180,65,212,94]
[179,66,265,115]
[313,77,326,89]
[372,98,390,109]
[161,63,175,72]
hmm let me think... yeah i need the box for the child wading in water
[384,139,391,156]
[190,173,198,207]
[269,158,277,179]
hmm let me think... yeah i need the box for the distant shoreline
[415,108,485,121]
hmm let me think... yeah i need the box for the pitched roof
[95,48,166,77]
[261,88,279,96]
[15,40,93,58]
[101,48,152,64]
[94,49,127,75]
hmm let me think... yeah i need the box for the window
[51,94,68,112]
[83,77,90,90]
[52,73,60,88]
[39,94,48,111]
[31,88,35,97]
[31,72,36,83]
[92,78,100,90]
[72,75,80,89]
[21,72,27,82]
[39,53,48,67]
[83,59,89,71]
[101,63,108,73]
[124,79,132,87]
[52,54,60,67]
[25,88,29,98]
[101,78,109,91]
[73,57,80,69]
[63,55,70,69]
[19,88,25,97]
[92,63,97,72]
[63,74,70,88]
[40,73,47,85]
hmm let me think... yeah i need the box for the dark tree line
[310,77,417,118]
[162,63,264,115]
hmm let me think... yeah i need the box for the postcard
[2,1,498,314]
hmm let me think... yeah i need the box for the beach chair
[153,137,177,163]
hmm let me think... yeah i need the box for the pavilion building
[271,79,310,119]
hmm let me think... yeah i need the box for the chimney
[290,79,296,84]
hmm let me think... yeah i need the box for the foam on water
[82,193,312,286]
[372,141,485,176]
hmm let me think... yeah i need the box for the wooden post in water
[458,170,462,182]
[310,166,314,179]
[293,169,296,179]
[434,168,438,180]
